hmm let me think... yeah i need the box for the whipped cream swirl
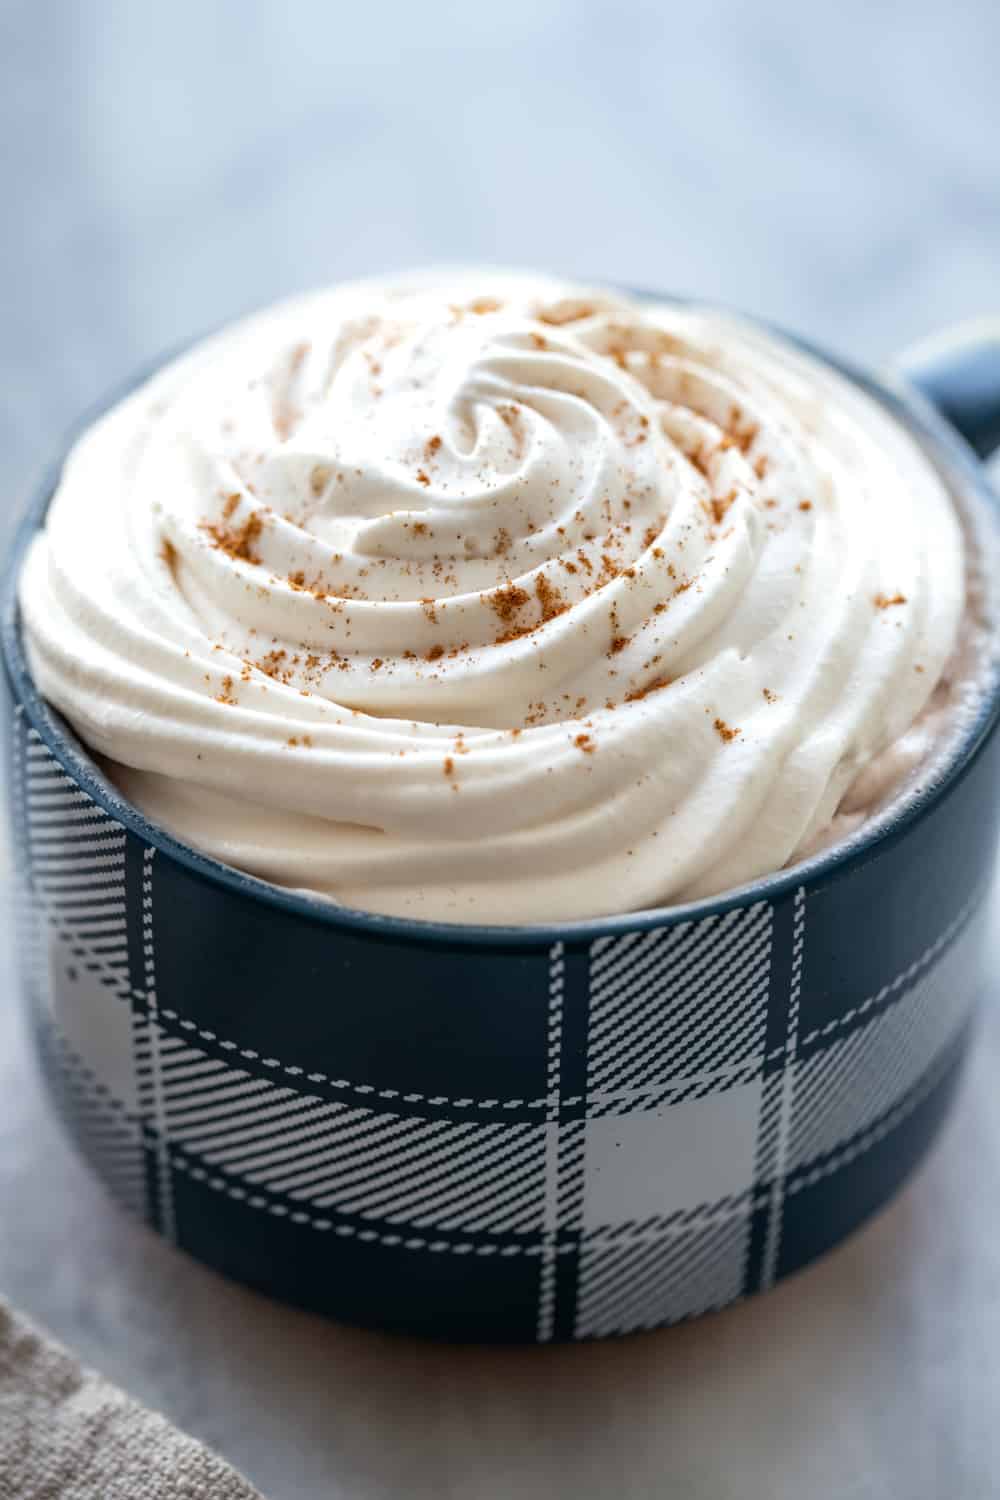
[19,273,966,922]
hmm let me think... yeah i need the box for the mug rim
[5,311,1000,952]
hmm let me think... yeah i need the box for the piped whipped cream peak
[20,272,967,922]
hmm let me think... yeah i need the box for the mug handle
[895,319,1000,461]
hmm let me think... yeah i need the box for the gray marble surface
[3,2,1000,1495]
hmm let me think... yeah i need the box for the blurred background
[2,5,1000,1497]
[4,0,1000,541]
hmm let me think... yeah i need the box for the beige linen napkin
[0,1300,262,1500]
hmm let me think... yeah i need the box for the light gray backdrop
[2,3,1000,1497]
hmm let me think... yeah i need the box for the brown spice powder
[534,574,566,623]
[539,303,593,326]
[624,676,671,703]
[206,511,264,565]
[309,464,331,497]
[711,489,737,525]
[487,581,530,625]
[255,649,288,680]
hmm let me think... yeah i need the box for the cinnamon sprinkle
[534,574,566,623]
[255,649,287,680]
[538,302,593,326]
[310,464,331,497]
[874,592,907,609]
[205,511,264,564]
[723,418,758,454]
[713,717,740,743]
[624,676,671,703]
[487,581,530,625]
[710,489,737,525]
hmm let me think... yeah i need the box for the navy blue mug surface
[4,306,1000,1344]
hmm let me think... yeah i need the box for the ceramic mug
[4,305,999,1343]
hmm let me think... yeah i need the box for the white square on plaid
[581,1080,761,1229]
[587,903,771,1094]
[43,927,139,1114]
[39,1020,147,1218]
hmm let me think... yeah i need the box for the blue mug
[4,306,999,1343]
